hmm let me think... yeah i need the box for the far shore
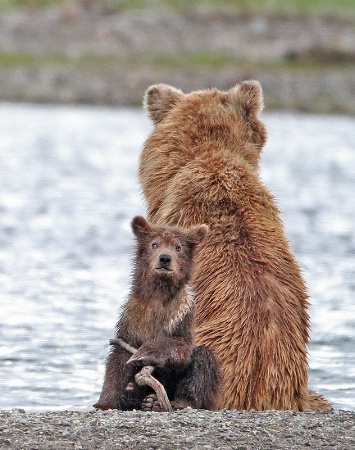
[0,4,354,114]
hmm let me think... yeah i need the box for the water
[0,104,354,412]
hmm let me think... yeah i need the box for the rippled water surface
[0,104,354,411]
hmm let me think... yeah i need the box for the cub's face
[147,233,191,278]
[131,216,208,284]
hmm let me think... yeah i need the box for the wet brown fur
[94,216,221,411]
[138,81,332,411]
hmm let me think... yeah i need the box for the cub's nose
[159,253,172,268]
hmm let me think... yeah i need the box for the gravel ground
[0,409,354,449]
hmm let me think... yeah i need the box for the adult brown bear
[139,81,331,411]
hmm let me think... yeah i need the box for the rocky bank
[1,408,355,449]
[0,2,355,113]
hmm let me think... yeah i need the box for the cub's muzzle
[157,253,172,270]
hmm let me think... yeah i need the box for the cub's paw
[171,398,194,411]
[93,396,119,410]
[127,351,164,368]
[141,393,164,412]
[93,401,115,411]
[118,383,142,411]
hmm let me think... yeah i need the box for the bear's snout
[158,253,172,270]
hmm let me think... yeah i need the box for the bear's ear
[144,84,184,125]
[131,216,152,237]
[228,80,263,118]
[187,224,209,245]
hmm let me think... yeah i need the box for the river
[0,104,354,411]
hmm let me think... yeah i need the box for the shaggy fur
[138,81,332,411]
[94,216,221,411]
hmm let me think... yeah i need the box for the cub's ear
[143,84,184,125]
[131,216,152,237]
[228,80,263,117]
[188,224,209,245]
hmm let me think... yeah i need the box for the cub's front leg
[127,336,193,369]
[94,345,131,410]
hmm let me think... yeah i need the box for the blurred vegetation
[0,50,351,72]
[0,0,68,10]
[1,0,355,15]
[0,0,353,111]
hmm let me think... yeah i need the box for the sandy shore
[1,408,354,449]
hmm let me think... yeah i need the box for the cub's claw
[141,393,164,412]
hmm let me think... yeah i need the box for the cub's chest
[127,287,194,342]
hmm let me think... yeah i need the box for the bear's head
[143,80,266,171]
[131,216,208,297]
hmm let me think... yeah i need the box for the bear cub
[94,216,221,411]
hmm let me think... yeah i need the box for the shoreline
[0,4,354,114]
[1,408,354,449]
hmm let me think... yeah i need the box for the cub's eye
[175,244,182,252]
[151,242,158,249]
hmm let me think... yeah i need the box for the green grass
[0,0,70,11]
[1,0,355,15]
[0,51,74,66]
[156,0,355,15]
[0,50,352,72]
[133,50,355,71]
[193,0,355,15]
[145,52,246,69]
